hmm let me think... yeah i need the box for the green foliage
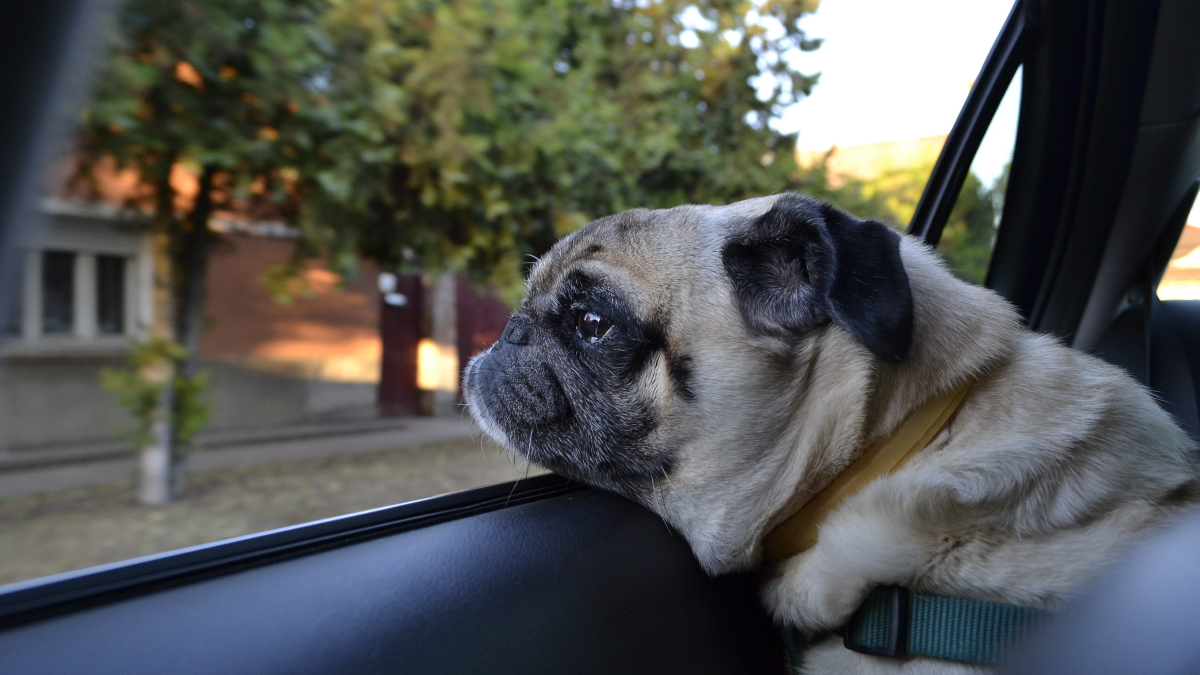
[87,0,1002,294]
[84,0,1004,296]
[172,368,212,451]
[79,0,322,220]
[101,339,211,454]
[794,155,927,227]
[259,261,318,305]
[287,0,822,293]
[82,0,824,300]
[938,171,1001,285]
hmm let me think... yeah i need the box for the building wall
[197,233,384,432]
[200,359,379,432]
[0,356,384,449]
[0,208,150,449]
[201,233,382,384]
[0,223,385,451]
[0,355,130,449]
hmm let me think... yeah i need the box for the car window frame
[908,0,1032,251]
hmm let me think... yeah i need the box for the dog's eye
[576,310,612,343]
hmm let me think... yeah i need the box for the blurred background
[0,0,1039,585]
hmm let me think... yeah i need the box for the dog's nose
[501,315,532,345]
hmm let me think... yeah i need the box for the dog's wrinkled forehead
[527,209,657,301]
[523,210,659,316]
[525,196,786,307]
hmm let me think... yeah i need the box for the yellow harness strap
[761,377,976,564]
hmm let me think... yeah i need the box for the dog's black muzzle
[470,316,569,426]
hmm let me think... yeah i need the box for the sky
[775,0,1019,185]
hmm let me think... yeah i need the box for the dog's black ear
[721,194,913,364]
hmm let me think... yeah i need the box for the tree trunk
[430,270,458,417]
[165,163,217,498]
[139,150,179,505]
[138,352,175,505]
[173,164,215,382]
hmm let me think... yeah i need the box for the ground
[0,438,538,586]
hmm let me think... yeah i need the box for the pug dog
[462,193,1200,673]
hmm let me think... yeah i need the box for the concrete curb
[0,416,422,472]
[0,416,485,499]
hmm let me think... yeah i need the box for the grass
[0,438,539,586]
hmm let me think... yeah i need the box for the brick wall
[201,233,381,383]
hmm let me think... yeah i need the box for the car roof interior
[3,0,1200,673]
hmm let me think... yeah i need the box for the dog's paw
[762,548,874,632]
[763,478,939,633]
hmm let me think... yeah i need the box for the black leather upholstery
[0,488,783,675]
[1091,299,1200,445]
[1152,301,1200,442]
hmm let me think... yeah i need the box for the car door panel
[0,485,783,675]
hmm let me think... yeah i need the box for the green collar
[842,586,1048,665]
[782,586,1049,669]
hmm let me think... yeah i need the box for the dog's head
[463,193,916,570]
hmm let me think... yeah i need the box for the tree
[292,0,822,300]
[79,0,325,503]
[937,170,1000,285]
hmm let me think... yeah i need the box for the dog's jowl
[463,193,1200,674]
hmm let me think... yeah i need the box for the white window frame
[3,200,152,357]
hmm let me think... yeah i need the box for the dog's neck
[762,374,978,562]
[763,238,1021,559]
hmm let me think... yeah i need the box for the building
[796,135,947,184]
[0,199,384,453]
[1157,211,1200,301]
[0,151,516,457]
